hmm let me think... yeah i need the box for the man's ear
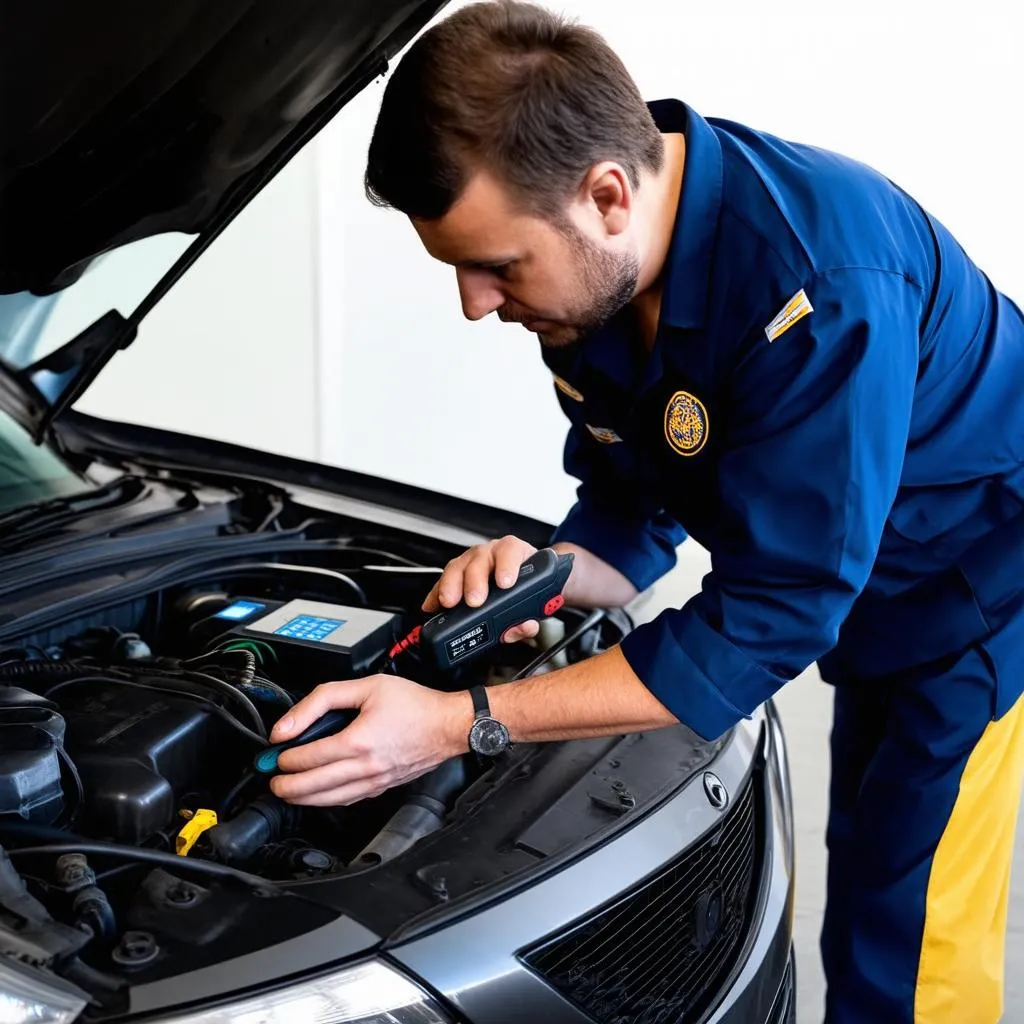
[580,162,633,237]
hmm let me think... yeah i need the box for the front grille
[522,771,760,1024]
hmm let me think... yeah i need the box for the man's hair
[364,0,665,221]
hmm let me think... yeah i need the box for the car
[0,3,795,1023]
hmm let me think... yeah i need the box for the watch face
[470,716,510,757]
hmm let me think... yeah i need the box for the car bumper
[391,703,796,1023]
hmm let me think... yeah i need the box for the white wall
[77,142,321,463]
[74,0,1024,528]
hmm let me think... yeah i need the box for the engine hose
[55,854,116,941]
[206,796,297,866]
[350,758,467,869]
[0,660,89,680]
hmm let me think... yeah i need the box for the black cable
[42,676,267,747]
[336,545,425,567]
[55,746,85,830]
[167,667,265,736]
[218,768,262,819]
[94,862,137,884]
[107,665,266,737]
[512,609,606,681]
[5,841,271,890]
[189,648,258,686]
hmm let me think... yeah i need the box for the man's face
[412,170,639,349]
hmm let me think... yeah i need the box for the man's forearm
[444,645,678,749]
[554,542,639,609]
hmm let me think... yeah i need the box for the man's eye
[490,264,513,280]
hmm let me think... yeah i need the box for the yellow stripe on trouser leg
[915,693,1024,1023]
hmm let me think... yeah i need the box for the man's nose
[456,268,503,322]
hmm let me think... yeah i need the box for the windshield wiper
[0,476,144,544]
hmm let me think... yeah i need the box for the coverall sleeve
[620,269,921,740]
[550,419,687,593]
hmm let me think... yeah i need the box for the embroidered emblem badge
[664,390,709,456]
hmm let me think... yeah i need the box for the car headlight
[158,961,451,1024]
[0,960,88,1024]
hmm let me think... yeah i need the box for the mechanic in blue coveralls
[268,3,1024,1021]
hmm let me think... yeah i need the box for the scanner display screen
[273,614,346,643]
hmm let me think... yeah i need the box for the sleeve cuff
[549,501,685,593]
[619,601,788,741]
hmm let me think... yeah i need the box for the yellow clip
[175,808,218,856]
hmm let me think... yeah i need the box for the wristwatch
[467,685,511,757]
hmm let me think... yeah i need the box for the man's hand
[421,535,541,643]
[270,648,679,810]
[421,535,639,644]
[268,675,470,806]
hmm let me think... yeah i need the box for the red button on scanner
[543,594,565,616]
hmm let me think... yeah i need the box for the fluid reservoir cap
[294,848,333,872]
[175,808,218,856]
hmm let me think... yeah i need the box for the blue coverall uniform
[541,99,1024,1024]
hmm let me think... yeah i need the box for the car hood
[0,0,446,439]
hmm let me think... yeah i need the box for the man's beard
[500,229,640,350]
[555,228,640,348]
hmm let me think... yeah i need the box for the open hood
[0,0,446,439]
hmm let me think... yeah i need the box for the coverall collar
[650,99,724,330]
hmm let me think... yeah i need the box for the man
[268,2,1024,1020]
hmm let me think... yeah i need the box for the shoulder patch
[765,289,813,342]
[586,424,623,444]
[552,375,584,402]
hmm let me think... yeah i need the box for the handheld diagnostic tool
[419,547,574,670]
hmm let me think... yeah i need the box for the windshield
[0,233,194,370]
[0,404,93,512]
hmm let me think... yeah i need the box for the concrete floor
[641,544,1024,1023]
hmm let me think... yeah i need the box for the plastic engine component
[0,694,66,824]
[58,681,244,844]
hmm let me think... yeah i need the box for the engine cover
[59,682,245,844]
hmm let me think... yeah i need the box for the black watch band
[470,685,490,719]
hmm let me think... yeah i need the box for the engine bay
[0,530,635,1014]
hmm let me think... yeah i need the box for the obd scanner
[221,598,399,682]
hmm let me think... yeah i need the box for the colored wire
[388,624,422,660]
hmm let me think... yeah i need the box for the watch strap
[470,685,490,719]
